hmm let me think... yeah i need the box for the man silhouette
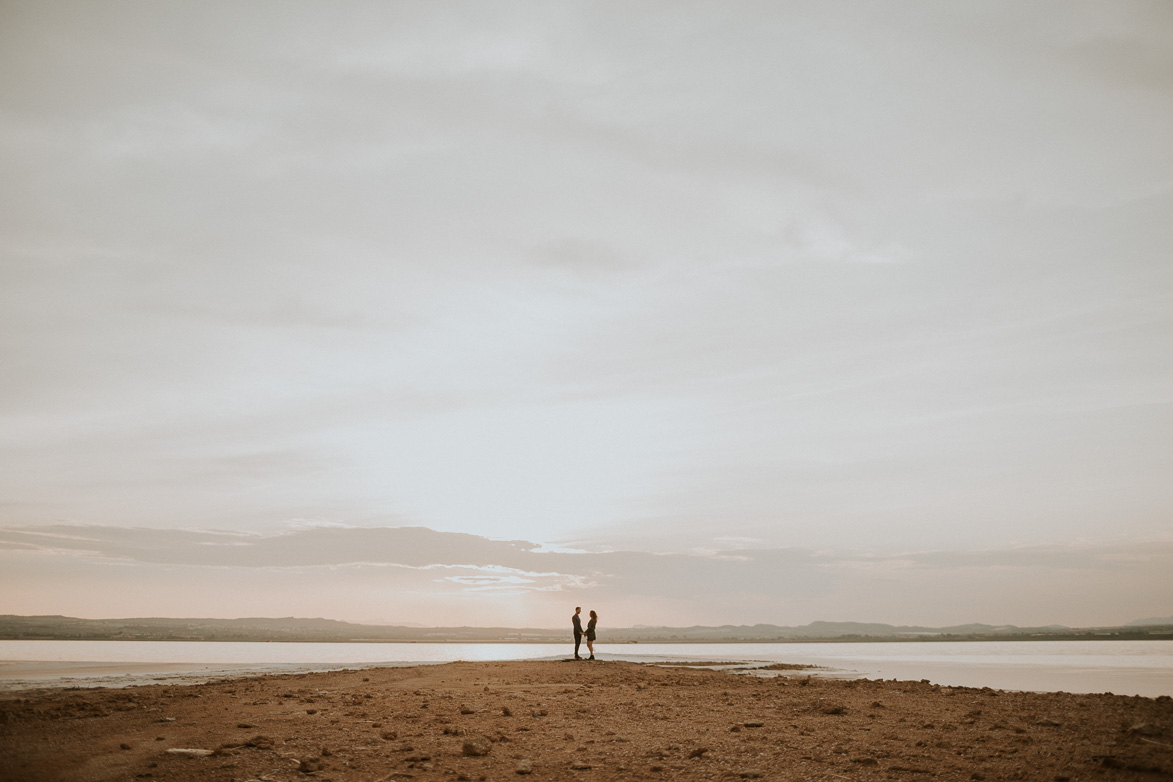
[572,606,584,660]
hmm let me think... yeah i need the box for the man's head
[575,607,581,614]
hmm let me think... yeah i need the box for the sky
[1,1,1171,629]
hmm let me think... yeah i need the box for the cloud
[0,524,535,569]
[896,542,1173,572]
[1,524,1169,627]
[1,1,1170,617]
[1061,25,1173,94]
[0,523,837,607]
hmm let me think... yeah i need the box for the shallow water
[1,639,1170,696]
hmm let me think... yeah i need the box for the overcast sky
[2,1,1170,628]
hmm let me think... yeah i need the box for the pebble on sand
[164,748,214,758]
[298,757,325,773]
[461,735,492,756]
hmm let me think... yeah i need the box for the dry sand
[1,659,1170,781]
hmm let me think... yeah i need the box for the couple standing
[571,606,597,660]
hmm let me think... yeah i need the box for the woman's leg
[587,640,594,659]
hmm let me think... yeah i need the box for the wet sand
[1,659,1170,781]
[0,660,420,693]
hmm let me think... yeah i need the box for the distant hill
[1,615,1170,644]
[1127,615,1173,627]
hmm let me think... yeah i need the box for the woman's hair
[589,610,597,619]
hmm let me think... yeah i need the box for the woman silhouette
[585,610,598,660]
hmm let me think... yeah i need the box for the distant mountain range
[1,615,1170,644]
[1126,615,1173,627]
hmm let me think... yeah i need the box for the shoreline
[5,634,1172,645]
[3,642,1171,698]
[0,660,442,694]
[2,659,1170,781]
[0,659,818,694]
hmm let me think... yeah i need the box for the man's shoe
[575,655,582,659]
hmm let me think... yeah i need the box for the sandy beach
[0,660,432,694]
[2,659,1171,781]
